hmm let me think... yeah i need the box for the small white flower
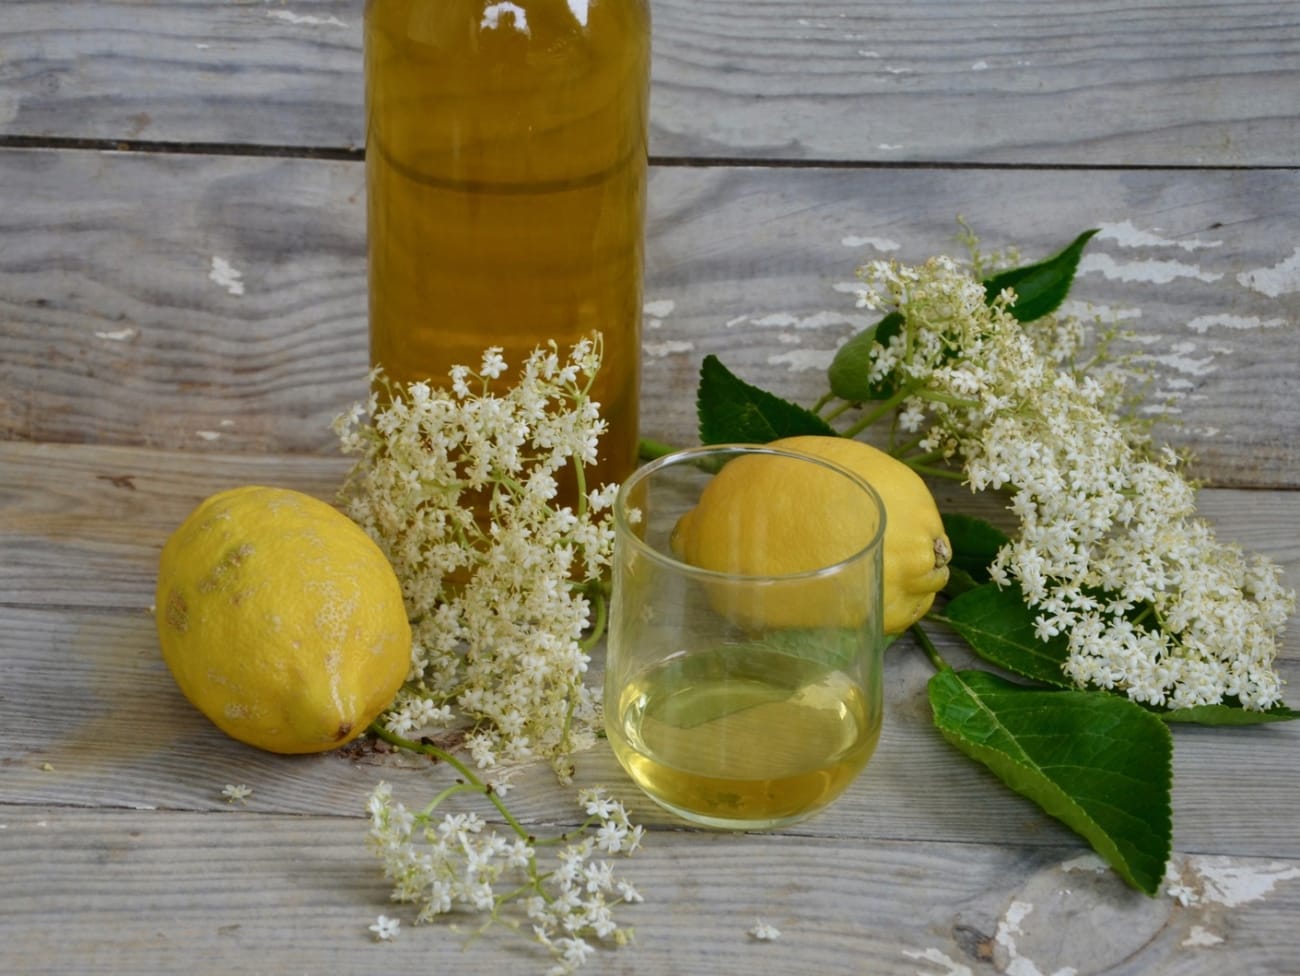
[221,784,252,804]
[369,914,401,941]
[749,918,781,941]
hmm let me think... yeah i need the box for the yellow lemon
[673,436,951,634]
[155,486,410,754]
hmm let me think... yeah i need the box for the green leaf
[941,514,1010,589]
[983,229,1099,322]
[928,669,1172,895]
[696,355,836,445]
[1153,701,1300,726]
[940,582,1072,687]
[826,312,904,402]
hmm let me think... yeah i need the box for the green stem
[840,388,913,437]
[638,437,676,461]
[581,583,609,652]
[897,447,945,467]
[889,432,928,458]
[810,391,836,416]
[822,400,855,423]
[367,722,533,841]
[907,463,966,481]
[910,622,951,674]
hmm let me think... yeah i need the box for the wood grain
[3,1,1298,164]
[1,443,1297,860]
[3,149,1297,485]
[8,804,1295,976]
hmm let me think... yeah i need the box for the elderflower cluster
[857,256,1294,711]
[367,782,642,973]
[333,338,617,770]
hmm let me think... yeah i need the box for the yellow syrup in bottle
[364,0,650,492]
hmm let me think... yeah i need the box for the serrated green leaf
[928,668,1172,895]
[941,513,1009,589]
[826,312,904,402]
[1153,701,1300,726]
[696,355,836,445]
[983,229,1099,322]
[940,582,1071,687]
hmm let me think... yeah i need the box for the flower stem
[367,722,533,841]
[638,437,676,461]
[907,463,966,481]
[840,388,913,437]
[910,622,951,673]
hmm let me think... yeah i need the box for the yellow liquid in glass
[364,0,650,490]
[609,648,880,829]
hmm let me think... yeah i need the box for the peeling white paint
[1139,341,1218,377]
[842,235,901,252]
[1191,857,1300,908]
[1186,313,1286,334]
[196,430,223,442]
[1059,300,1142,323]
[643,299,676,319]
[1096,220,1222,252]
[566,0,590,28]
[833,280,866,295]
[751,310,861,330]
[995,901,1078,976]
[1182,926,1225,948]
[902,946,974,976]
[1079,252,1223,285]
[643,340,694,358]
[1060,853,1109,874]
[1237,247,1300,298]
[972,60,990,71]
[768,348,834,372]
[94,327,138,342]
[725,314,750,328]
[859,49,882,58]
[481,2,530,33]
[879,143,905,150]
[209,256,245,296]
[266,10,347,28]
[884,66,914,75]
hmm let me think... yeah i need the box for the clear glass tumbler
[605,445,887,829]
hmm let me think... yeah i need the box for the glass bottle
[363,0,651,492]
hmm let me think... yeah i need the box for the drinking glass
[604,444,886,829]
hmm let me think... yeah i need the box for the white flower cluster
[857,255,1294,711]
[333,338,617,770]
[367,782,642,973]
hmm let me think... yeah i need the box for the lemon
[155,486,410,754]
[673,436,951,634]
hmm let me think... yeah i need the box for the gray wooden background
[2,2,1298,974]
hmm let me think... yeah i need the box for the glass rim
[613,442,888,583]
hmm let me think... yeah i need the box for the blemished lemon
[155,486,410,754]
[673,436,951,635]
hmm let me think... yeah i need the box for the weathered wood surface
[4,1,1298,164]
[3,0,1299,972]
[8,804,1299,976]
[2,148,1297,486]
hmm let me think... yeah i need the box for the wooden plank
[2,148,1299,485]
[2,598,1297,858]
[1,804,1298,975]
[1,444,1297,859]
[2,440,1298,615]
[3,1,1298,164]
